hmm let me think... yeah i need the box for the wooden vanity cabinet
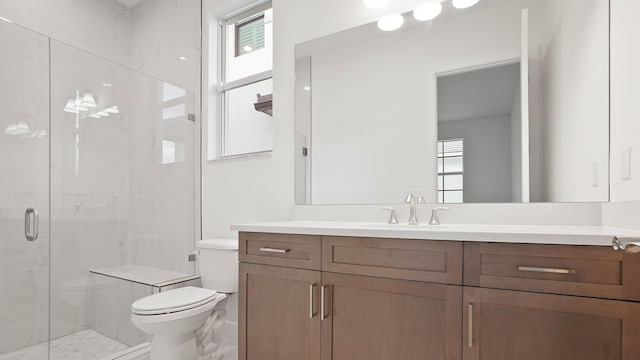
[239,232,463,360]
[321,272,462,360]
[239,232,640,360]
[463,287,640,360]
[239,263,321,360]
[239,233,323,360]
[464,242,640,301]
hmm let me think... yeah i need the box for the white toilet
[131,239,238,360]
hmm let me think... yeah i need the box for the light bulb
[364,0,392,9]
[377,14,404,31]
[452,0,480,9]
[413,2,443,21]
[81,92,97,108]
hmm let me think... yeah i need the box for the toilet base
[150,334,197,360]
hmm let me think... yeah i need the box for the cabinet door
[463,287,640,360]
[239,263,321,360]
[321,272,462,360]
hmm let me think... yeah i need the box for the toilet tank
[197,239,238,293]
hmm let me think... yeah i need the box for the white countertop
[231,221,640,246]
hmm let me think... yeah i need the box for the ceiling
[437,62,521,122]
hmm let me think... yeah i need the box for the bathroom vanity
[233,223,640,360]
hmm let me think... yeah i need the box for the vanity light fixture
[452,0,480,9]
[413,2,443,21]
[364,0,392,9]
[377,14,404,31]
[81,92,97,108]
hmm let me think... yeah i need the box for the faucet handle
[380,207,399,224]
[429,207,449,226]
[404,193,415,203]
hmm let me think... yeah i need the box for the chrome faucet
[428,207,449,225]
[405,193,425,225]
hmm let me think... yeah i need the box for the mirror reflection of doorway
[437,61,528,203]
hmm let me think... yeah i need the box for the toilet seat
[132,286,218,316]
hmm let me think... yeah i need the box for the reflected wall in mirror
[295,0,609,205]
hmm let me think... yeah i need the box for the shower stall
[0,16,198,360]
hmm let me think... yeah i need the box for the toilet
[131,239,238,360]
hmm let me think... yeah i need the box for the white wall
[532,0,609,202]
[610,0,640,202]
[439,116,514,203]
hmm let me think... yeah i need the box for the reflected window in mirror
[438,139,464,204]
[211,2,273,159]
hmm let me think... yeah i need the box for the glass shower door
[0,20,50,359]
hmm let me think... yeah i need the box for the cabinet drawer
[464,242,640,301]
[239,232,321,270]
[322,236,463,284]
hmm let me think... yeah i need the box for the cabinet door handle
[259,247,290,254]
[517,266,576,275]
[25,208,39,242]
[309,284,316,319]
[321,285,330,320]
[468,303,473,348]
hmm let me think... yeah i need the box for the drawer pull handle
[309,284,316,319]
[259,247,290,254]
[517,266,576,275]
[321,285,330,320]
[468,303,473,348]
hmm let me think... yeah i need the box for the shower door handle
[25,208,39,242]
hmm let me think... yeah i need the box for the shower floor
[0,329,132,360]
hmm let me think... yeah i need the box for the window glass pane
[444,157,463,173]
[437,158,444,173]
[225,8,273,82]
[443,139,463,157]
[225,78,273,155]
[237,16,265,56]
[444,174,463,190]
[444,191,463,204]
[438,191,444,204]
[437,175,443,190]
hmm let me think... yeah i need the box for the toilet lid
[132,286,218,315]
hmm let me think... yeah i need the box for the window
[437,139,464,203]
[236,16,265,56]
[212,2,273,159]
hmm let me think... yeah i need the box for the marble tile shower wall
[0,0,201,355]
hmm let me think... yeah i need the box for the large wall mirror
[294,0,610,205]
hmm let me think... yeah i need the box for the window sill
[208,150,273,162]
